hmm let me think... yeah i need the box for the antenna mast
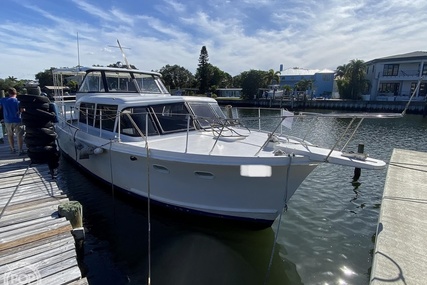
[77,32,81,67]
[116,40,130,69]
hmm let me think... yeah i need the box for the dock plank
[370,148,427,284]
[0,140,86,284]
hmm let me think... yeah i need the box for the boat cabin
[72,68,226,141]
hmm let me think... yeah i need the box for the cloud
[0,0,426,79]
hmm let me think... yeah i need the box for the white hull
[56,123,317,225]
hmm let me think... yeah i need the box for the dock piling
[352,144,364,182]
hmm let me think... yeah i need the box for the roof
[53,66,162,76]
[44,86,70,90]
[366,51,427,64]
[279,68,334,76]
[76,94,217,107]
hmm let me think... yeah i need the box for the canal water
[56,112,427,285]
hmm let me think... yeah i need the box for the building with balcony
[365,51,427,101]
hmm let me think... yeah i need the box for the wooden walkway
[370,148,427,284]
[0,140,87,284]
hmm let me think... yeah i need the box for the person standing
[0,88,24,154]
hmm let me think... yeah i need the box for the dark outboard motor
[18,87,60,178]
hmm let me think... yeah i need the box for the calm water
[56,113,427,285]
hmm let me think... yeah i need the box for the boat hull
[56,124,318,227]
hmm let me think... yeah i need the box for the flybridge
[53,67,170,96]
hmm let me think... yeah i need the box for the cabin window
[94,104,118,132]
[151,103,194,133]
[105,71,138,92]
[133,74,163,93]
[120,107,159,136]
[79,72,103,92]
[79,103,96,125]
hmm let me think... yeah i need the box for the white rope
[145,137,152,285]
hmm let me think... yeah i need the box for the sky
[0,0,426,79]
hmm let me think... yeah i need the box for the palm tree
[263,69,281,86]
[346,59,368,99]
[335,59,369,99]
[263,69,281,99]
[335,64,348,79]
[296,79,313,101]
[279,85,293,107]
[282,85,293,96]
[295,79,313,92]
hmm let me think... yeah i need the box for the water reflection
[56,113,427,285]
[57,157,302,285]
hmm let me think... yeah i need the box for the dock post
[225,105,233,119]
[58,201,85,265]
[352,144,364,182]
[58,201,85,240]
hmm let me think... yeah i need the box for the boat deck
[0,139,88,284]
[370,148,427,284]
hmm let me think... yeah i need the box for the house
[364,51,427,101]
[216,88,242,98]
[278,67,337,99]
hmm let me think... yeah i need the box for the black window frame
[383,64,399,76]
[78,102,96,125]
[94,104,118,132]
[119,107,159,137]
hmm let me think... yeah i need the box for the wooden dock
[0,140,87,284]
[370,148,427,284]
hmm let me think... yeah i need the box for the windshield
[187,102,226,129]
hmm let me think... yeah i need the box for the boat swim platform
[0,142,88,284]
[370,148,427,284]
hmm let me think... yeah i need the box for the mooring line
[264,154,292,285]
[145,140,152,285]
[0,163,32,220]
[108,140,116,223]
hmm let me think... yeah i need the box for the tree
[240,70,265,99]
[282,85,293,96]
[35,68,55,88]
[66,80,79,92]
[295,79,313,92]
[209,65,232,88]
[295,79,313,101]
[335,64,348,79]
[232,74,242,88]
[196,46,210,94]
[0,78,25,94]
[335,59,370,99]
[159,64,195,90]
[263,69,281,87]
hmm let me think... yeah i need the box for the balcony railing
[380,69,420,78]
